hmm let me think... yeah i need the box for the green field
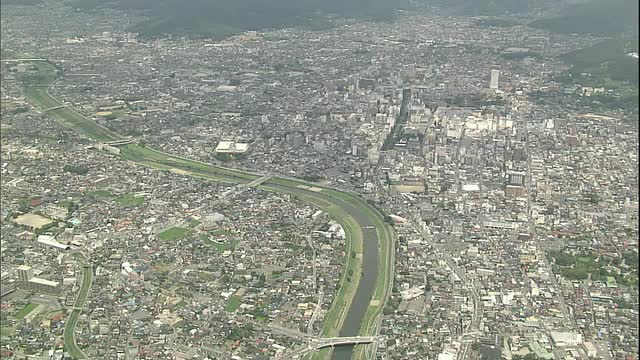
[210,229,230,236]
[88,189,111,198]
[158,227,192,241]
[14,303,38,319]
[21,61,395,348]
[115,194,145,207]
[0,327,16,337]
[225,295,242,312]
[21,62,120,142]
[201,234,240,253]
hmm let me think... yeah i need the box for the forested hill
[529,0,638,36]
[69,0,403,39]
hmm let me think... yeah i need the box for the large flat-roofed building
[37,235,70,251]
[16,265,60,294]
[28,278,60,294]
[214,141,250,160]
[550,331,582,347]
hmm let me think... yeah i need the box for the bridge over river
[275,336,379,359]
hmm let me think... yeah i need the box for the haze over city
[0,0,638,360]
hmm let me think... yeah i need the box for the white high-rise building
[16,265,33,282]
[490,69,500,90]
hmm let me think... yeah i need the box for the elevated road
[313,336,376,349]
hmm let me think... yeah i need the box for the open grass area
[210,228,230,236]
[158,227,192,241]
[188,219,201,228]
[14,303,38,319]
[115,194,144,207]
[24,86,119,142]
[120,144,257,184]
[225,295,242,312]
[88,189,112,198]
[316,189,394,343]
[201,228,239,252]
[201,234,240,253]
[0,327,16,337]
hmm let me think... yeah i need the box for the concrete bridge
[104,138,136,146]
[43,105,65,112]
[242,175,272,188]
[274,336,378,359]
[231,175,272,196]
[312,336,376,349]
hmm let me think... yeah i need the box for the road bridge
[312,336,376,349]
[103,138,136,146]
[274,336,378,359]
[43,105,65,111]
[225,175,273,199]
[242,175,272,188]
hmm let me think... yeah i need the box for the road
[308,288,324,335]
[374,151,481,360]
[410,218,483,360]
[523,120,575,329]
[246,318,309,340]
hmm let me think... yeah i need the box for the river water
[328,200,379,360]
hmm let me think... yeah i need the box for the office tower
[490,69,500,90]
[16,265,34,282]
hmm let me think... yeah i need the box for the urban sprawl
[0,2,638,360]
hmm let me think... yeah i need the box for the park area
[158,227,192,241]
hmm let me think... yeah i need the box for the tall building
[15,265,60,294]
[490,69,500,90]
[16,265,33,282]
[508,172,526,186]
